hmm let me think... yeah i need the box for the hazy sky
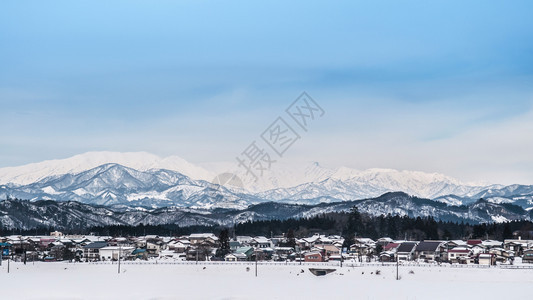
[1,0,533,184]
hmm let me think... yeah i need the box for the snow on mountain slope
[4,151,533,210]
[4,151,492,199]
[214,160,493,199]
[0,151,214,185]
[255,168,495,202]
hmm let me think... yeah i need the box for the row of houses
[354,238,533,265]
[2,232,533,265]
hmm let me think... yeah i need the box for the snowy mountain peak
[0,151,213,185]
[3,150,528,211]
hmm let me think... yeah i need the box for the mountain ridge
[1,152,532,213]
[1,192,531,230]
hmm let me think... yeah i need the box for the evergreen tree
[217,228,230,257]
[286,229,296,248]
[503,223,513,239]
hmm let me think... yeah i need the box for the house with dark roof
[414,241,446,262]
[522,249,533,264]
[504,239,533,256]
[396,242,418,261]
[83,241,108,261]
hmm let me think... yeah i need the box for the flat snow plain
[1,261,532,299]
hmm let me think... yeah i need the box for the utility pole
[396,255,399,280]
[118,243,121,274]
[255,258,258,277]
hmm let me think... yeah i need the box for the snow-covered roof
[84,235,106,242]
[377,237,393,242]
[252,236,271,244]
[189,233,218,240]
[302,235,321,243]
[449,247,471,253]
[318,237,333,243]
[100,246,135,251]
[482,240,502,247]
[449,240,467,246]
[356,238,375,244]
[236,236,253,243]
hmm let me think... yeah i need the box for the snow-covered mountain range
[0,151,532,213]
[1,192,531,230]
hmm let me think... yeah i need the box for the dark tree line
[2,207,533,241]
[232,207,531,241]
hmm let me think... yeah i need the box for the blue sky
[1,0,533,184]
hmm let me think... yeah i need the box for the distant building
[99,246,135,261]
[83,242,108,261]
[304,251,323,262]
[396,242,418,261]
[50,231,64,237]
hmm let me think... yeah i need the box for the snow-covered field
[1,261,532,299]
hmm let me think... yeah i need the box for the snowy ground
[1,261,532,299]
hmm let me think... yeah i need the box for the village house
[224,253,238,262]
[379,242,400,262]
[376,237,394,247]
[317,244,341,257]
[304,251,323,262]
[131,248,148,260]
[298,234,342,250]
[467,239,483,247]
[83,241,108,261]
[470,244,486,256]
[488,248,513,264]
[229,240,241,252]
[396,242,418,261]
[446,240,467,250]
[250,236,273,249]
[478,253,496,265]
[254,248,273,261]
[168,240,190,253]
[350,238,376,258]
[189,233,219,246]
[146,241,162,257]
[522,249,533,263]
[504,238,533,256]
[98,246,135,261]
[379,251,396,262]
[235,236,253,246]
[482,240,502,249]
[272,247,294,261]
[414,241,446,262]
[447,247,472,263]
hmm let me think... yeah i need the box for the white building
[99,246,135,261]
